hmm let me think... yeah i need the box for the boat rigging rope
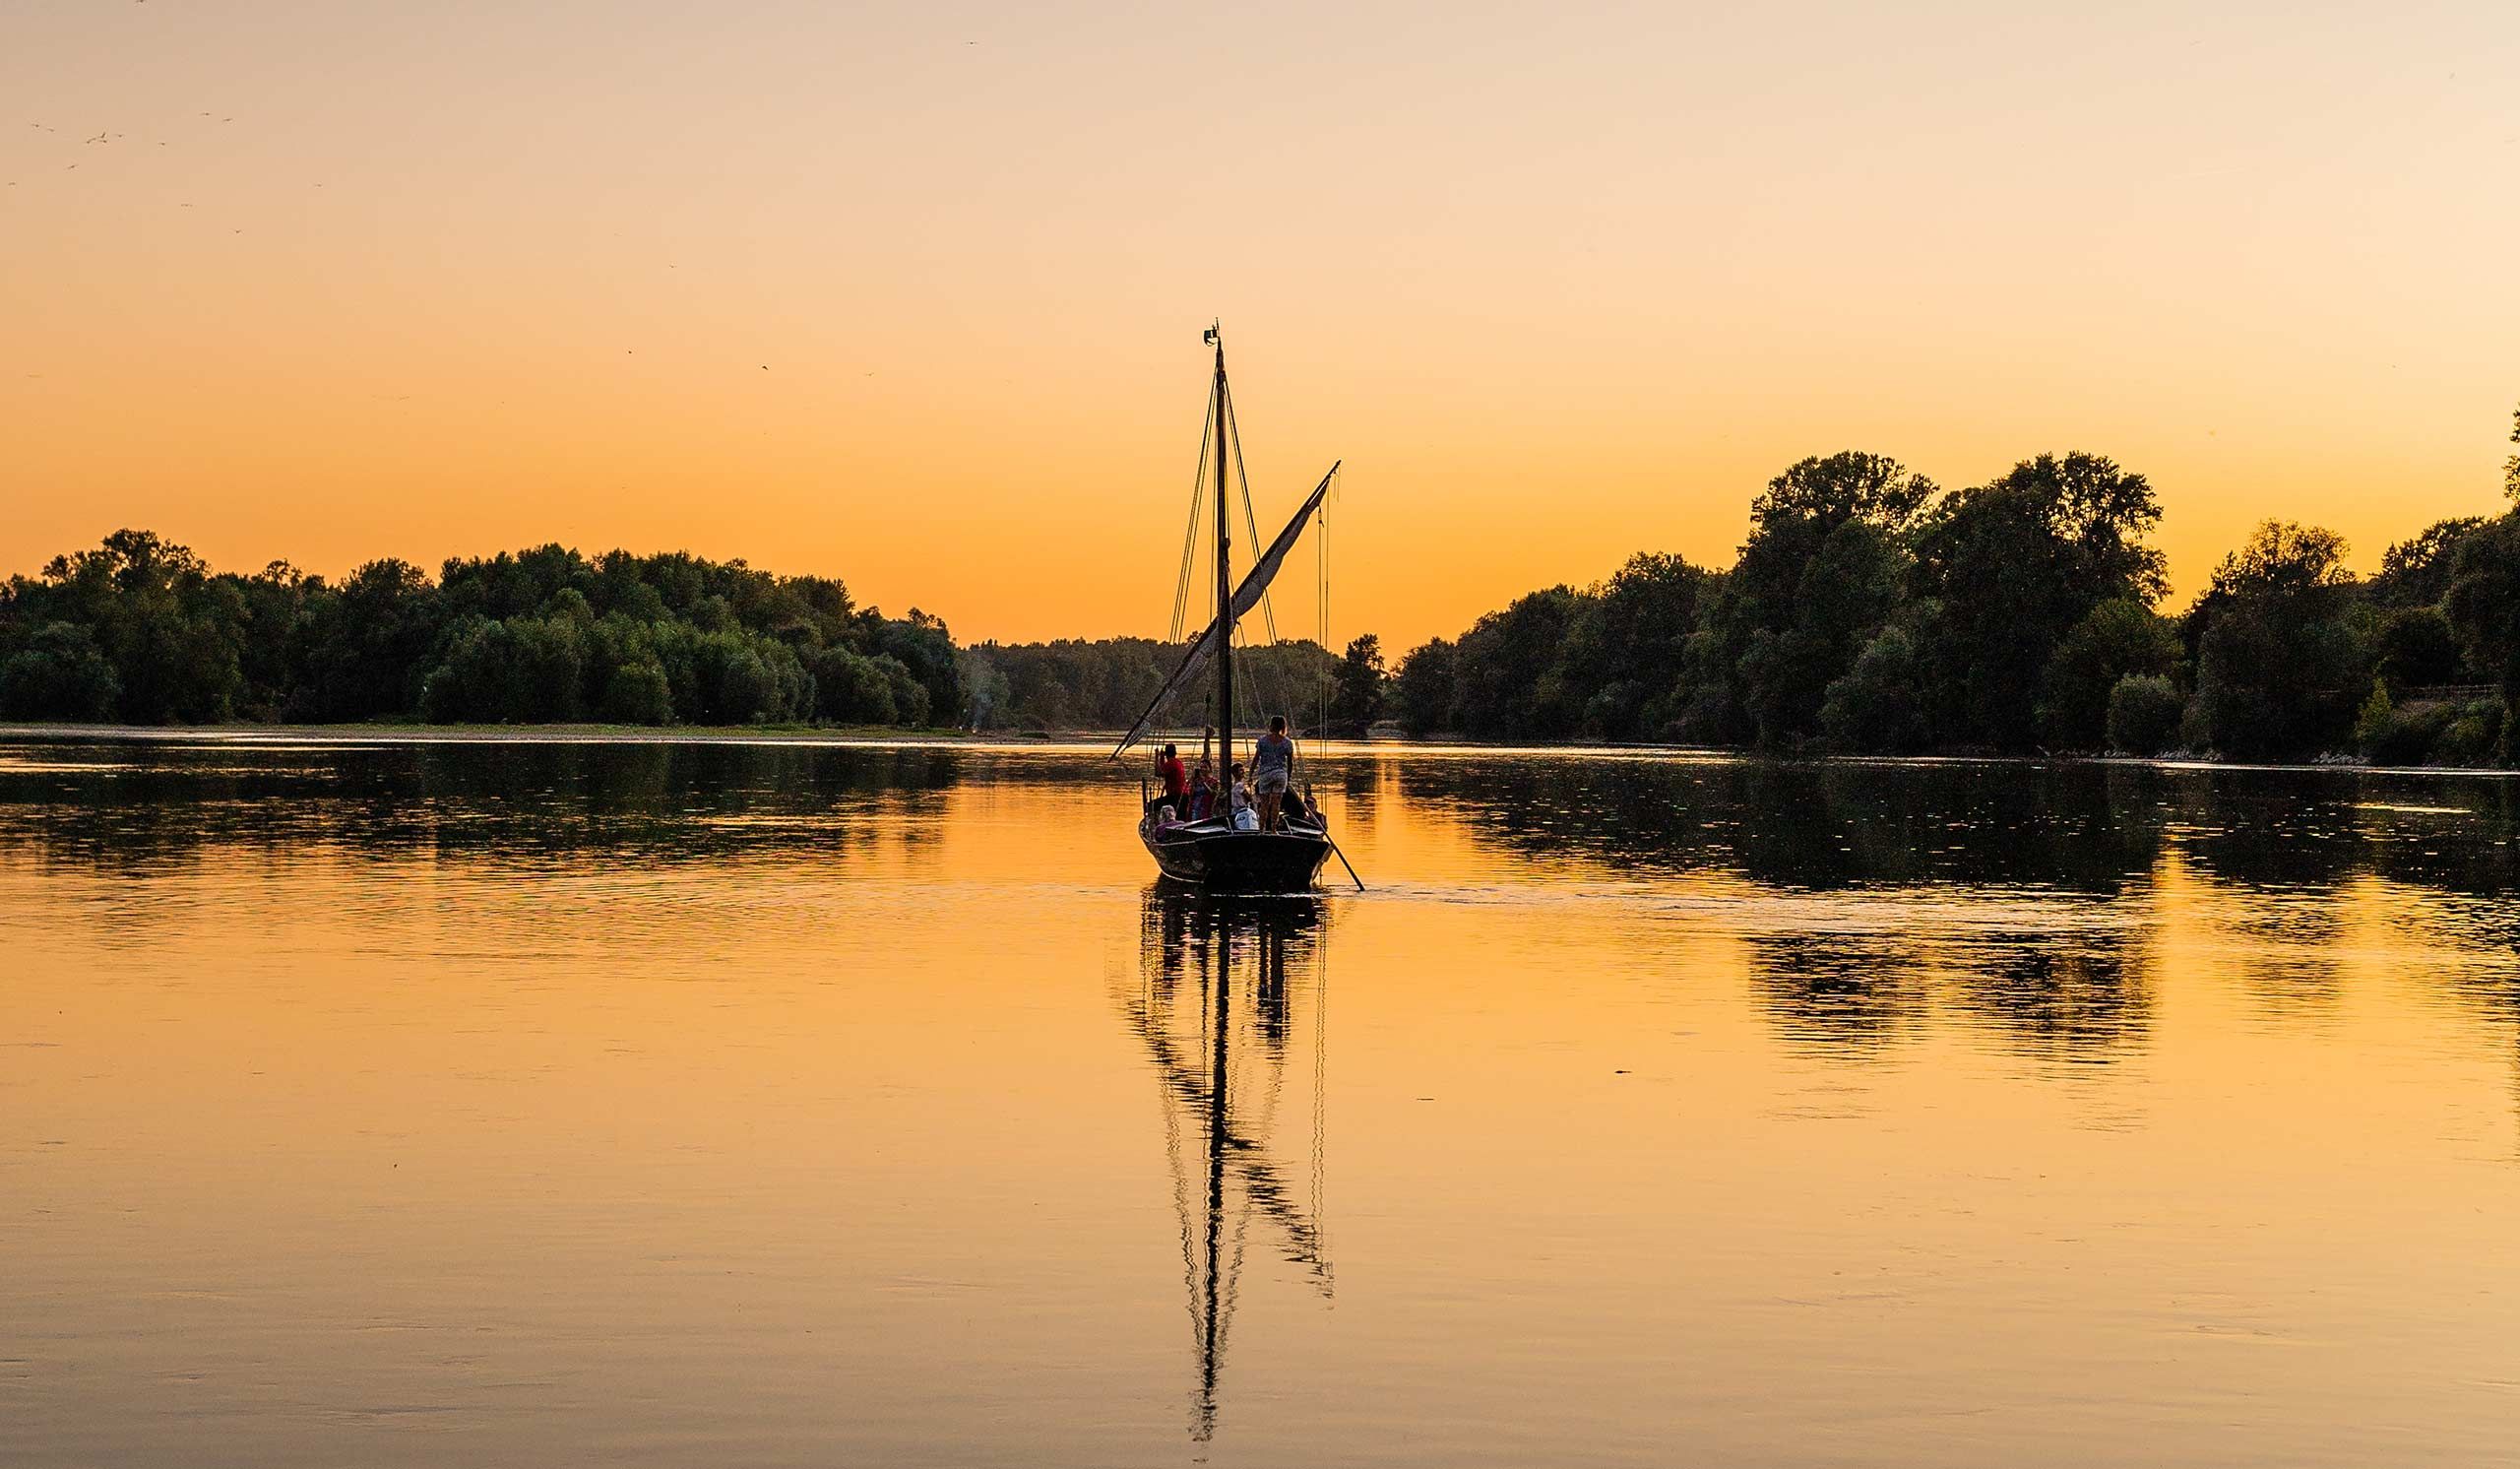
[1231,620,1278,737]
[1156,372,1339,751]
[1222,381,1281,646]
[1317,468,1333,740]
[1167,384,1217,643]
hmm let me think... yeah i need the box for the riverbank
[3,722,2515,779]
[0,721,991,746]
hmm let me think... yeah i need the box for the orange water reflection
[4,737,2519,1466]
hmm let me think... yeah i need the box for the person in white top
[1227,763,1258,831]
[1250,716,1295,832]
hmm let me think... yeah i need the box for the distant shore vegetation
[0,538,961,731]
[8,408,2518,765]
[1374,408,2520,767]
[957,638,1338,736]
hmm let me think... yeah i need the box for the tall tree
[1331,633,1388,733]
[1685,452,1934,746]
[298,558,445,720]
[1912,453,2167,749]
[1451,588,1583,739]
[2182,521,2365,759]
[34,530,245,723]
[1552,552,1709,739]
[2444,513,2520,763]
[2368,516,2488,608]
[1394,637,1460,736]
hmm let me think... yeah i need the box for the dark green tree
[420,614,589,723]
[1744,518,1907,746]
[877,654,931,726]
[220,560,317,720]
[598,657,676,725]
[1554,552,1710,738]
[809,645,899,725]
[297,559,446,720]
[32,530,246,723]
[0,622,122,720]
[1331,633,1387,733]
[1451,588,1582,738]
[2444,513,2520,762]
[2375,606,2464,688]
[1819,624,1931,753]
[2037,599,2182,750]
[1749,450,1937,529]
[863,609,962,727]
[1912,453,2168,750]
[1394,637,1459,735]
[1687,453,1933,745]
[2368,517,2487,608]
[2105,674,2183,756]
[2182,521,2365,759]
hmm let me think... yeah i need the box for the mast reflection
[1120,889,1335,1443]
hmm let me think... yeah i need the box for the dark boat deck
[1141,814,1332,891]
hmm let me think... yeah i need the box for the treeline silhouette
[0,533,961,728]
[1380,439,2520,765]
[0,528,1343,735]
[10,414,2519,763]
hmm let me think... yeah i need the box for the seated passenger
[1228,764,1258,831]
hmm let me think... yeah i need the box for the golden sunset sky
[4,2,2514,648]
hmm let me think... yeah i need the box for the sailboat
[1112,327,1341,891]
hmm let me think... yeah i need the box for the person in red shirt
[1153,742,1189,816]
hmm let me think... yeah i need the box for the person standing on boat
[1252,716,1295,831]
[1152,742,1188,817]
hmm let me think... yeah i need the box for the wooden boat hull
[1141,820,1332,891]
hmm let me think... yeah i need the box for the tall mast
[1212,326,1233,776]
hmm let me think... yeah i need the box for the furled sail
[1111,462,1338,761]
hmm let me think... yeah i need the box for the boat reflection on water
[1118,889,1337,1443]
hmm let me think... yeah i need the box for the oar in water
[1323,832,1365,892]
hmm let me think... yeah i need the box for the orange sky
[4,2,2515,648]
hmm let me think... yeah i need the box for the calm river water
[5,734,2519,1466]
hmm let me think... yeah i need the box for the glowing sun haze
[4,1,2514,648]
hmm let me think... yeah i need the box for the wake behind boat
[1112,328,1355,893]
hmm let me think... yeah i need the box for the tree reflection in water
[1378,754,2520,1067]
[1119,889,1335,1444]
